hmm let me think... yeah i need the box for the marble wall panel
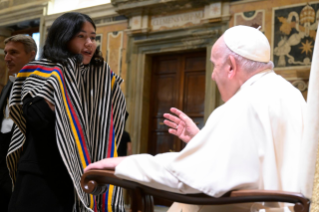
[107,31,123,76]
[234,10,265,31]
[96,22,128,95]
[272,3,319,69]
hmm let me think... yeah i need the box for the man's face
[4,41,35,75]
[211,38,230,101]
[210,36,242,102]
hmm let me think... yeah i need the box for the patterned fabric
[7,58,126,212]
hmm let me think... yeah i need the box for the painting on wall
[234,10,265,31]
[96,34,102,52]
[272,2,319,69]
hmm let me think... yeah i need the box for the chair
[81,23,319,212]
[81,169,310,212]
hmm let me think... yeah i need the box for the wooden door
[148,51,206,207]
[148,51,206,155]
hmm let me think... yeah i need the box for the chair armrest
[81,169,154,212]
[81,170,310,212]
[81,169,144,194]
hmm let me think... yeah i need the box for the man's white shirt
[1,76,16,133]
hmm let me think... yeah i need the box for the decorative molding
[132,28,220,47]
[230,0,266,6]
[292,80,308,92]
[151,10,203,31]
[125,2,229,35]
[94,15,127,27]
[111,0,224,17]
[181,38,206,47]
[0,0,50,27]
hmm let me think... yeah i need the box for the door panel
[185,55,206,71]
[153,76,177,115]
[183,72,205,115]
[157,58,179,74]
[149,51,206,155]
[148,51,206,207]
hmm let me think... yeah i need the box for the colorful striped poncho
[7,58,126,211]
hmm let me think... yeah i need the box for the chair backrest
[298,23,319,212]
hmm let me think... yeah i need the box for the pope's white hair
[222,40,274,73]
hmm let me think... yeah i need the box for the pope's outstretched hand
[84,157,126,172]
[163,107,200,143]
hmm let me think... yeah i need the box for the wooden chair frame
[81,170,310,212]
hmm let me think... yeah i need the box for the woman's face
[68,21,97,65]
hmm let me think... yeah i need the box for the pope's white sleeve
[115,152,202,194]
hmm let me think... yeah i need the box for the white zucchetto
[224,25,270,63]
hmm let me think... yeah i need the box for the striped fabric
[7,58,126,212]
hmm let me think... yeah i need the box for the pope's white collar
[240,69,273,90]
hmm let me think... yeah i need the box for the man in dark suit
[0,35,36,211]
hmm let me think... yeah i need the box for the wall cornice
[0,0,50,27]
[111,0,223,17]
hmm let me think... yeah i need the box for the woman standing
[7,12,126,211]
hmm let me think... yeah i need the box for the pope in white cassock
[85,26,306,212]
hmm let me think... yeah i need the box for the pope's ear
[228,55,237,79]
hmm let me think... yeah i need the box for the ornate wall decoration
[107,31,123,76]
[234,10,265,31]
[292,79,308,92]
[272,3,319,69]
[151,10,204,31]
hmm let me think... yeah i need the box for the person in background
[0,35,36,212]
[7,12,126,211]
[85,25,306,212]
[118,131,132,157]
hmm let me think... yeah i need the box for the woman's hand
[44,99,55,111]
[163,107,200,143]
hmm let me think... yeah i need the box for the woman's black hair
[42,12,103,66]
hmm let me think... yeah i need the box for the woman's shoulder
[24,58,63,69]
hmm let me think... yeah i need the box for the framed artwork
[234,10,265,32]
[272,2,319,69]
